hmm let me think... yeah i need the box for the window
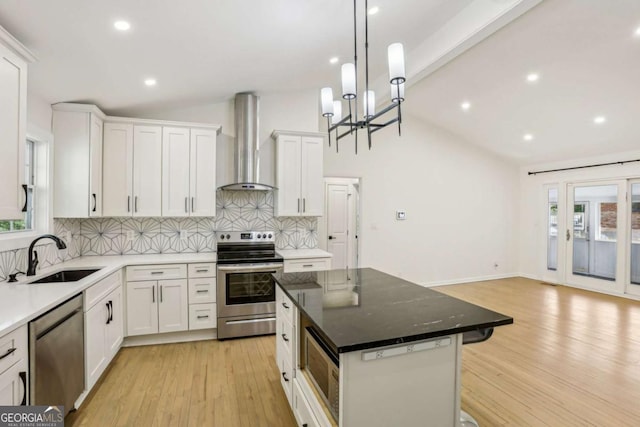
[597,202,617,241]
[0,139,35,233]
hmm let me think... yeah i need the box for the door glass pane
[631,184,640,285]
[573,185,617,281]
[547,188,558,271]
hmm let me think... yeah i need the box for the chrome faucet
[27,234,67,276]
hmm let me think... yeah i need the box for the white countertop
[0,253,217,337]
[276,249,333,260]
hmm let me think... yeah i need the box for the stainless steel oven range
[216,231,283,339]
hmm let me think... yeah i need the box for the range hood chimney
[219,93,274,191]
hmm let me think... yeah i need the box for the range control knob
[268,233,273,239]
[220,234,225,240]
[256,234,262,239]
[226,234,230,240]
[261,234,266,238]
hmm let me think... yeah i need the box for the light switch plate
[396,210,406,220]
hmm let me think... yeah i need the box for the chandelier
[320,0,406,154]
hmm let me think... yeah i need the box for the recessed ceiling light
[461,101,471,111]
[368,6,379,15]
[523,133,534,141]
[144,78,157,87]
[526,73,539,83]
[593,116,606,124]
[635,26,640,37]
[329,57,339,64]
[114,20,131,31]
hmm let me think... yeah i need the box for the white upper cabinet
[103,124,162,217]
[162,127,191,217]
[274,131,324,217]
[52,104,105,218]
[103,123,134,217]
[189,128,217,217]
[0,28,33,220]
[133,125,163,217]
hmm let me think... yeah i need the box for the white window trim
[0,123,53,252]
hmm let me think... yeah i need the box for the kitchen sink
[29,269,101,284]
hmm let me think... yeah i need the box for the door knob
[328,236,334,240]
[566,229,571,241]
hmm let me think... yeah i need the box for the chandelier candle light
[320,0,406,153]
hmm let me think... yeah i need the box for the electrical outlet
[180,230,187,240]
[126,230,135,242]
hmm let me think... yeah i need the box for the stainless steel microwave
[304,327,339,421]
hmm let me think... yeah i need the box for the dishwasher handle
[19,371,27,405]
[35,307,83,340]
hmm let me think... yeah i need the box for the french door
[626,180,640,296]
[565,181,626,294]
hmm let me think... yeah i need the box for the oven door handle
[217,263,283,273]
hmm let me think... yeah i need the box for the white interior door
[542,185,561,284]
[320,177,360,270]
[326,183,349,269]
[566,181,626,294]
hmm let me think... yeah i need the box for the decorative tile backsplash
[0,190,317,281]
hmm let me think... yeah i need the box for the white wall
[27,88,52,132]
[518,149,640,280]
[115,90,319,187]
[324,112,520,286]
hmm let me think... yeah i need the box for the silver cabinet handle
[303,264,313,268]
[297,198,300,213]
[127,196,131,213]
[303,198,306,213]
[196,289,208,294]
[150,271,164,275]
[134,196,138,213]
[152,286,155,303]
[197,315,209,319]
[196,269,208,273]
[160,285,163,303]
[185,197,189,213]
[191,197,195,212]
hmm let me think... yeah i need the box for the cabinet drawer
[0,359,28,406]
[276,316,294,359]
[188,303,217,330]
[126,264,187,281]
[188,278,216,304]
[84,270,122,311]
[188,263,216,278]
[276,286,294,325]
[293,378,321,427]
[277,337,293,405]
[283,258,331,273]
[0,325,27,376]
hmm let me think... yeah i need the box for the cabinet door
[0,44,27,220]
[103,122,134,216]
[158,279,189,333]
[276,135,302,216]
[190,128,217,217]
[300,136,324,216]
[106,285,124,359]
[162,127,191,217]
[126,281,158,336]
[89,113,103,217]
[293,379,321,427]
[85,299,109,389]
[133,125,162,217]
[0,360,27,406]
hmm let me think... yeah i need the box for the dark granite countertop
[274,268,513,354]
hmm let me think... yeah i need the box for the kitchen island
[273,268,513,427]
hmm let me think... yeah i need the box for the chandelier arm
[397,103,402,136]
[353,0,359,125]
[365,0,370,120]
[326,117,332,146]
[369,118,400,134]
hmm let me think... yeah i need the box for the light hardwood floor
[67,277,640,426]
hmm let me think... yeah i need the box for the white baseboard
[424,273,518,287]
[122,329,217,347]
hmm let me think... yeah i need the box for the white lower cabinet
[0,324,28,406]
[187,263,217,331]
[126,264,189,336]
[293,379,321,427]
[84,271,124,390]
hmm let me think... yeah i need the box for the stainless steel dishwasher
[29,293,84,416]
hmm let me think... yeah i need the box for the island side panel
[339,334,462,427]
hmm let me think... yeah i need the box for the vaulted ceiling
[2,0,637,165]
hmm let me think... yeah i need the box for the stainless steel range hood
[219,93,274,191]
